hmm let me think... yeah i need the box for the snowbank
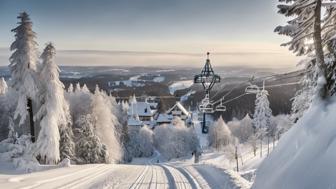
[253,98,336,189]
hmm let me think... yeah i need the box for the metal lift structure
[194,52,221,133]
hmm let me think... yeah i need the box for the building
[155,102,191,126]
[127,95,157,128]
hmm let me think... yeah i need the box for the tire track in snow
[158,164,177,189]
[175,167,200,189]
[57,165,113,189]
[129,164,149,189]
[163,165,192,189]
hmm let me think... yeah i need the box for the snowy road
[0,158,250,189]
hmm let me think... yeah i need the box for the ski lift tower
[194,52,221,133]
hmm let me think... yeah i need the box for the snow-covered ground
[0,153,252,189]
[169,80,194,95]
[109,74,165,88]
[0,118,270,189]
[180,90,196,102]
[253,98,336,189]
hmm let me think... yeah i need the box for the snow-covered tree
[138,125,154,157]
[67,83,74,93]
[74,115,108,164]
[291,61,317,122]
[9,12,39,137]
[6,118,17,143]
[0,78,8,95]
[208,116,232,150]
[275,0,336,98]
[253,89,272,157]
[0,87,18,141]
[228,114,254,143]
[91,85,122,163]
[59,122,75,161]
[154,119,199,160]
[34,43,73,164]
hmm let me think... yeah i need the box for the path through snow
[0,155,250,189]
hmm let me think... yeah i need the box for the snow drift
[253,98,336,189]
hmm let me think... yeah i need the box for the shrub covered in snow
[0,135,39,173]
[67,85,123,164]
[228,114,254,144]
[127,125,154,158]
[154,118,199,160]
[209,116,232,150]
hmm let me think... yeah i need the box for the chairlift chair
[216,104,226,112]
[245,85,260,94]
[199,102,214,114]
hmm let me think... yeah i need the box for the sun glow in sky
[0,0,301,68]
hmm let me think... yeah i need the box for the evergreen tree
[35,43,73,164]
[91,85,122,163]
[9,12,39,139]
[0,78,8,95]
[291,60,318,122]
[67,83,74,93]
[253,89,272,157]
[275,0,336,98]
[74,115,108,164]
[59,122,75,161]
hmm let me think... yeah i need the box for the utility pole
[194,52,220,133]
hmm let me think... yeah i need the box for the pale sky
[0,0,301,68]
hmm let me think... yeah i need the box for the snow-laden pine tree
[253,89,272,157]
[275,0,336,98]
[9,12,39,136]
[34,43,74,164]
[0,78,8,95]
[74,115,108,164]
[208,116,232,150]
[291,61,318,122]
[67,83,74,93]
[91,85,122,163]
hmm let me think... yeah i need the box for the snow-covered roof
[127,115,143,126]
[167,102,190,116]
[128,102,156,117]
[156,114,174,123]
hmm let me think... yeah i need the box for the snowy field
[169,80,194,95]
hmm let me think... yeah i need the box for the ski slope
[0,155,250,189]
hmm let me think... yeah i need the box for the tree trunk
[314,0,328,98]
[27,98,35,142]
[235,146,239,172]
